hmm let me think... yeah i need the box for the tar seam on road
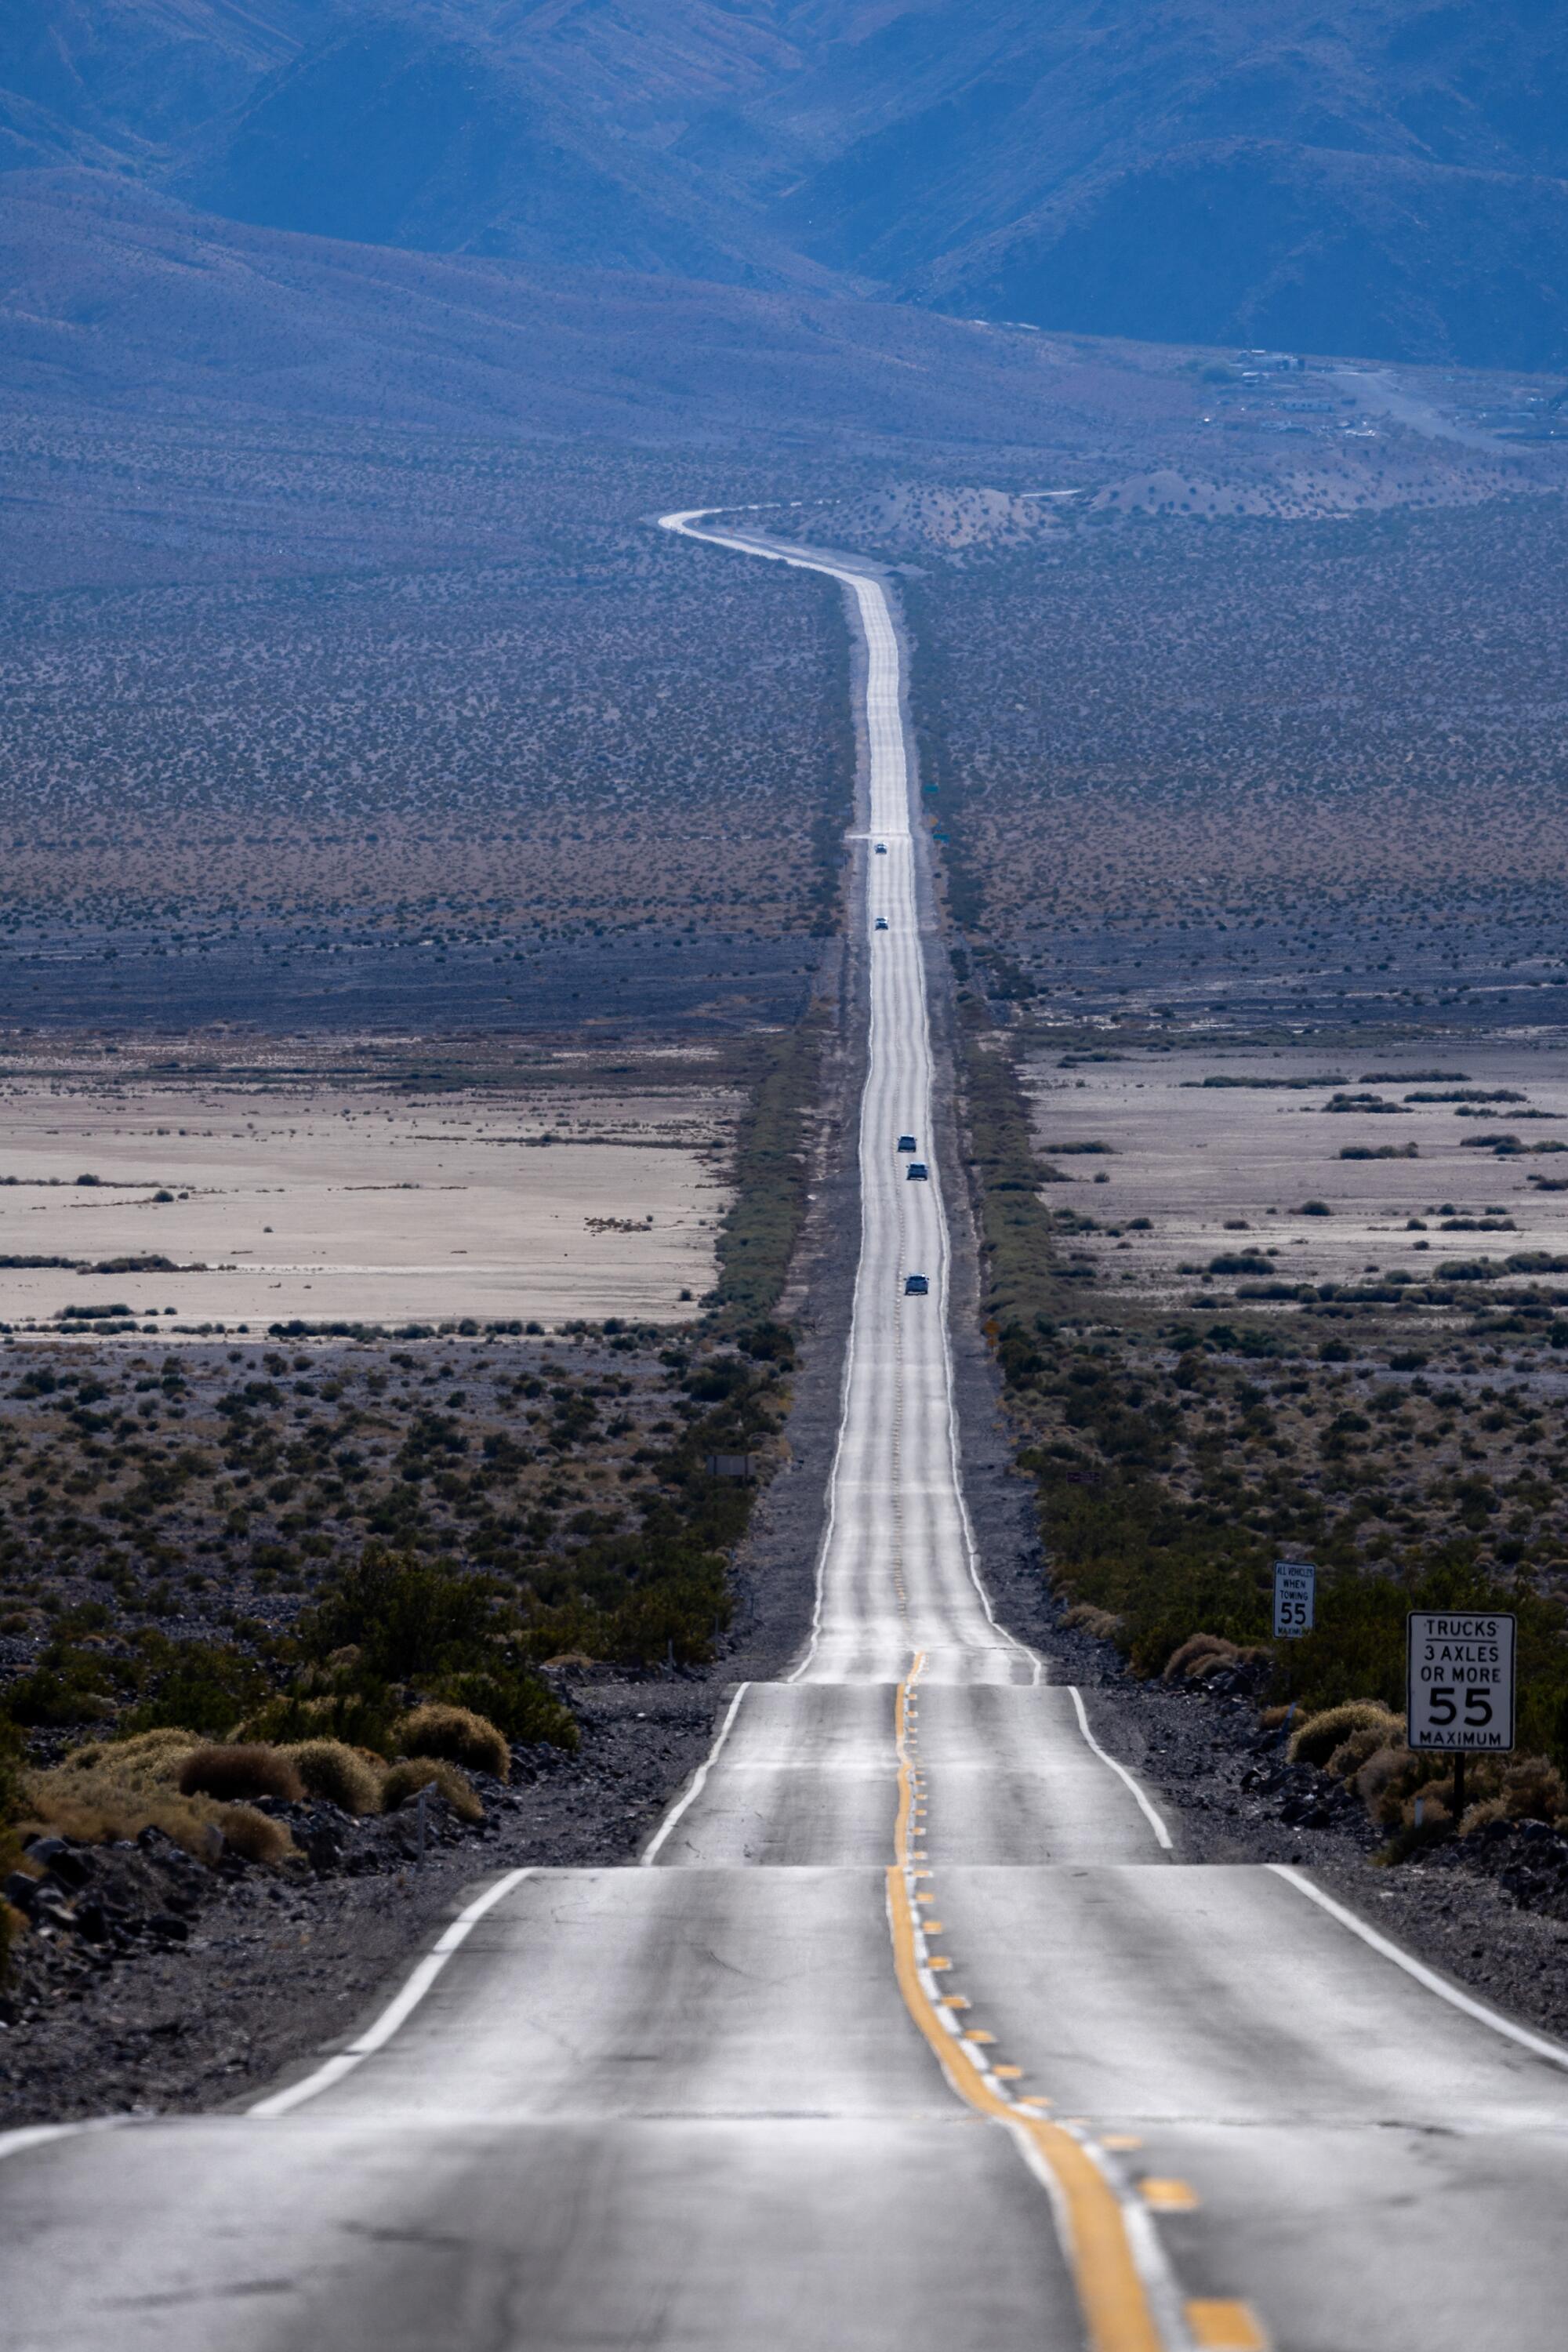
[247,1867,535,2118]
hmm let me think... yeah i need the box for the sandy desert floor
[0,1058,737,1330]
[1020,1037,1568,1305]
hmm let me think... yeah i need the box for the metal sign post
[1406,1610,1516,1827]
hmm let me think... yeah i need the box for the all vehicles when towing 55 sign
[1406,1611,1516,1753]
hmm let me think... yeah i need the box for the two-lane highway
[2,512,1567,2352]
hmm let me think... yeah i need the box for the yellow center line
[886,1656,1168,2352]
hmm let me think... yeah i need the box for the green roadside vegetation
[707,1014,826,1332]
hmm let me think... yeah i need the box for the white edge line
[0,2116,132,2167]
[640,1684,750,1865]
[1067,1686,1174,1851]
[247,1866,533,2118]
[1269,1863,1568,2071]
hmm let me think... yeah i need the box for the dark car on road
[874,842,887,855]
[903,1272,929,1295]
[906,1162,928,1181]
[897,1134,916,1152]
[874,916,888,930]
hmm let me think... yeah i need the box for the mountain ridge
[5,2,1568,367]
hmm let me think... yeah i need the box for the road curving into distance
[3,513,1568,2351]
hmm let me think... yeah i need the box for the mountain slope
[5,2,1568,365]
[0,167,1070,444]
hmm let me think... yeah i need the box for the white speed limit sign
[1273,1560,1315,1639]
[1406,1611,1515,1753]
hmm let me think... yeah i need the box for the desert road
[3,516,1568,2351]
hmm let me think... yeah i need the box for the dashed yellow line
[887,1656,1166,2352]
[1187,2302,1270,2350]
[886,1654,1270,2352]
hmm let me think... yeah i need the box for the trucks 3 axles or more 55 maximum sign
[1406,1612,1516,1753]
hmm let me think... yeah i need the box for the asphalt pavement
[2,515,1566,2352]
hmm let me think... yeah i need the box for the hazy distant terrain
[6,2,1568,365]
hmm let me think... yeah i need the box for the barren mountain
[6,2,1568,367]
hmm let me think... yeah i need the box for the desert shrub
[1326,1718,1404,1779]
[381,1756,483,1825]
[237,1688,394,1755]
[393,1704,509,1782]
[23,1742,228,1860]
[1497,1755,1567,1823]
[295,1550,495,1682]
[1164,1632,1239,1680]
[216,1804,296,1865]
[57,1726,200,1794]
[124,1638,268,1737]
[282,1739,383,1814]
[1063,1602,1122,1642]
[1290,1700,1399,1769]
[2,1640,117,1728]
[1354,1741,1410,1814]
[177,1744,305,1804]
[430,1669,576,1754]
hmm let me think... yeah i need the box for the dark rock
[2,1871,41,1915]
[147,1914,190,1944]
[28,1839,94,1891]
[74,1900,114,1945]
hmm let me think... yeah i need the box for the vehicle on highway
[874,841,887,854]
[897,1134,916,1152]
[906,1161,928,1181]
[903,1272,928,1295]
[874,916,888,930]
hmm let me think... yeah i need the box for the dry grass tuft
[1327,1718,1406,1780]
[381,1756,485,1825]
[1064,1602,1123,1642]
[393,1704,510,1784]
[283,1739,383,1815]
[177,1744,306,1805]
[1163,1632,1237,1680]
[1497,1755,1568,1824]
[215,1804,296,1866]
[1290,1701,1401,1769]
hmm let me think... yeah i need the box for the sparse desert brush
[392,1703,509,1782]
[177,1744,306,1805]
[1164,1633,1237,1680]
[1289,1700,1401,1769]
[1064,1602,1122,1642]
[214,1805,296,1866]
[1327,1716,1406,1780]
[1355,1743,1413,1816]
[53,1726,201,1797]
[1496,1755,1568,1824]
[24,1760,216,1857]
[283,1739,382,1815]
[236,1689,394,1755]
[381,1756,484,1825]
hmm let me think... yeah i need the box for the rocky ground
[0,1679,723,2125]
